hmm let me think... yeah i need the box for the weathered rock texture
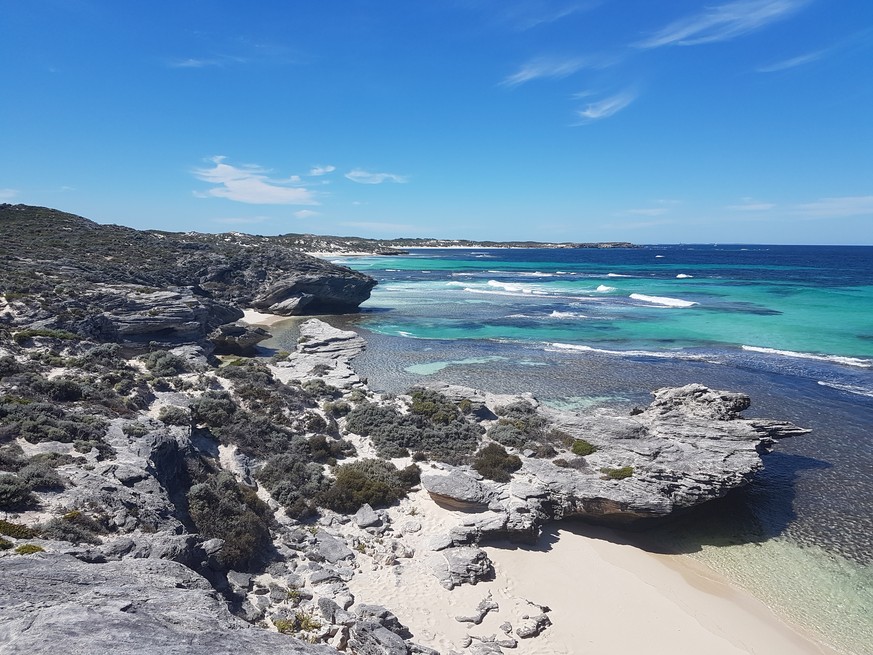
[422,383,809,537]
[273,319,366,388]
[0,204,376,347]
[0,554,336,655]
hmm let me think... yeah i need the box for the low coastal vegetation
[472,443,522,482]
[600,466,634,480]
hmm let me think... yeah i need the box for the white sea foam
[596,285,615,292]
[397,331,415,337]
[817,381,873,398]
[629,293,698,308]
[445,281,468,287]
[546,342,706,360]
[655,255,665,258]
[518,271,554,277]
[742,345,873,368]
[548,311,587,319]
[607,273,633,278]
[676,274,693,279]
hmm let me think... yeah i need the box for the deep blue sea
[272,245,873,654]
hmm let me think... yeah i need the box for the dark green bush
[190,391,237,427]
[601,466,634,480]
[122,421,152,438]
[213,411,307,459]
[157,405,190,426]
[17,461,65,491]
[317,459,415,513]
[472,443,522,482]
[0,474,37,510]
[486,422,528,449]
[14,543,45,554]
[571,439,597,456]
[40,510,106,544]
[142,350,189,377]
[187,471,274,571]
[13,328,81,344]
[0,443,25,471]
[322,400,351,417]
[409,387,460,425]
[0,356,21,379]
[0,536,11,550]
[0,519,38,539]
[302,379,341,399]
[255,455,328,519]
[0,400,108,445]
[493,400,548,438]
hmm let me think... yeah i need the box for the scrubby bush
[308,434,355,464]
[0,474,37,511]
[571,439,597,456]
[322,400,351,417]
[14,544,45,554]
[218,360,312,422]
[12,328,80,344]
[0,356,21,379]
[122,421,152,438]
[213,411,307,459]
[157,405,190,426]
[409,387,460,425]
[142,350,189,377]
[486,422,527,449]
[601,466,634,480]
[189,391,237,427]
[187,471,274,571]
[317,459,418,514]
[0,519,38,539]
[344,398,483,462]
[40,510,106,544]
[0,536,11,550]
[256,455,328,519]
[0,443,25,471]
[472,443,522,482]
[302,379,341,399]
[0,400,108,445]
[17,461,65,491]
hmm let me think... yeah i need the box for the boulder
[209,321,270,355]
[431,546,494,590]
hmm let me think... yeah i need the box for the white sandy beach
[346,487,838,655]
[240,308,299,328]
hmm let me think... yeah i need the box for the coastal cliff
[0,204,376,348]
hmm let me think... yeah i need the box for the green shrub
[13,328,81,344]
[571,439,597,456]
[122,422,152,438]
[17,461,65,491]
[142,350,189,377]
[0,519,38,539]
[409,387,460,425]
[322,400,351,417]
[14,543,45,554]
[486,422,527,449]
[317,459,415,514]
[472,443,522,482]
[601,466,634,480]
[493,400,548,438]
[274,611,322,635]
[157,405,190,426]
[187,471,274,571]
[302,379,341,399]
[255,455,328,519]
[0,401,108,445]
[0,536,11,550]
[0,474,37,511]
[40,510,106,544]
[190,391,237,427]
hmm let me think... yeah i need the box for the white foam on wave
[548,311,587,319]
[742,345,873,368]
[676,273,693,279]
[451,273,474,277]
[596,285,615,293]
[445,281,468,287]
[655,255,665,258]
[518,271,554,277]
[607,273,633,278]
[817,381,873,398]
[547,342,706,360]
[630,293,698,308]
[486,280,542,294]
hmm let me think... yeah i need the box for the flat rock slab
[0,554,335,655]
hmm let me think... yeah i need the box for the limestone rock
[431,546,494,590]
[420,468,491,510]
[0,554,335,655]
[354,503,382,528]
[209,321,270,355]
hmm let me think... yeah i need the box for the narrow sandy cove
[346,488,838,655]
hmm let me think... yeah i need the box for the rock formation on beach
[0,204,376,349]
[0,212,810,655]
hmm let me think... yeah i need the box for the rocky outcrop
[0,204,376,348]
[209,321,271,355]
[421,383,809,538]
[272,319,366,388]
[0,554,335,655]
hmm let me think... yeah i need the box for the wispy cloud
[635,0,809,49]
[309,165,336,177]
[794,195,873,218]
[340,221,415,233]
[169,58,220,69]
[757,49,824,72]
[345,169,408,185]
[193,156,318,205]
[501,55,590,87]
[294,209,320,219]
[0,188,19,201]
[498,1,600,31]
[575,91,636,123]
[727,198,776,211]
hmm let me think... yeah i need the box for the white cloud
[294,209,320,219]
[341,221,415,233]
[193,156,318,205]
[169,58,219,68]
[0,188,19,201]
[756,50,824,72]
[344,169,408,184]
[727,198,776,211]
[309,165,336,177]
[501,56,589,87]
[794,195,873,218]
[499,1,599,31]
[635,0,808,48]
[575,91,636,122]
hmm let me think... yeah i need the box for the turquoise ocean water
[272,245,873,654]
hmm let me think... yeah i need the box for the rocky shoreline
[0,308,810,654]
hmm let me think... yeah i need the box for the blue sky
[2,1,872,244]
